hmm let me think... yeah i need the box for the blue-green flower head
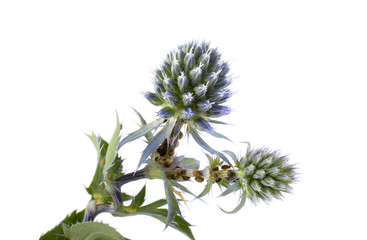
[144,41,232,125]
[234,147,297,204]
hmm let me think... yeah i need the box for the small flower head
[234,147,297,204]
[145,41,232,125]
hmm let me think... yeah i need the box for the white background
[1,0,366,239]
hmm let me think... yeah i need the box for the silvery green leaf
[219,194,246,214]
[196,180,213,199]
[104,113,121,175]
[130,107,153,142]
[170,180,197,199]
[137,117,176,170]
[224,150,238,162]
[118,118,164,149]
[189,128,231,166]
[205,129,232,142]
[219,182,241,197]
[164,179,181,229]
[181,157,200,169]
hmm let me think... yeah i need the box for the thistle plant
[40,41,297,240]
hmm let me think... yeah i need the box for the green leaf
[118,118,164,149]
[85,134,112,204]
[138,199,167,211]
[104,113,121,175]
[170,181,197,199]
[181,157,200,169]
[164,179,181,229]
[62,222,129,240]
[196,179,213,199]
[136,208,195,240]
[131,107,153,142]
[40,209,85,240]
[130,185,146,210]
[219,182,241,197]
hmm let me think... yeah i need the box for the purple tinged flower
[177,72,189,93]
[158,107,174,119]
[171,54,181,78]
[189,62,204,86]
[194,117,213,132]
[143,92,163,106]
[184,46,195,73]
[206,105,231,118]
[194,84,208,98]
[146,41,233,125]
[162,92,178,107]
[182,92,194,106]
[182,108,195,119]
[162,73,175,91]
[197,100,212,113]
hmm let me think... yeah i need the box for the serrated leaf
[137,117,176,170]
[118,118,164,149]
[104,113,121,175]
[131,107,153,142]
[40,209,85,240]
[62,222,128,240]
[189,128,231,166]
[85,135,112,204]
[164,179,181,229]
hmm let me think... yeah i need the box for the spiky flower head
[144,41,232,130]
[234,147,297,204]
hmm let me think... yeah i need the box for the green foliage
[115,185,195,240]
[40,209,85,240]
[85,133,112,204]
[62,222,129,240]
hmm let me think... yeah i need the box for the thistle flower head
[144,41,232,123]
[234,147,297,204]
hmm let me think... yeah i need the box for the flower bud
[194,117,213,132]
[189,63,204,86]
[171,55,181,78]
[182,108,195,119]
[162,73,176,91]
[182,92,194,106]
[184,46,195,73]
[196,100,212,113]
[158,107,174,119]
[177,72,189,93]
[206,105,231,118]
[194,84,208,98]
[162,92,178,107]
[143,92,163,106]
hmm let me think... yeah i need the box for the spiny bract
[144,41,232,131]
[235,147,297,204]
